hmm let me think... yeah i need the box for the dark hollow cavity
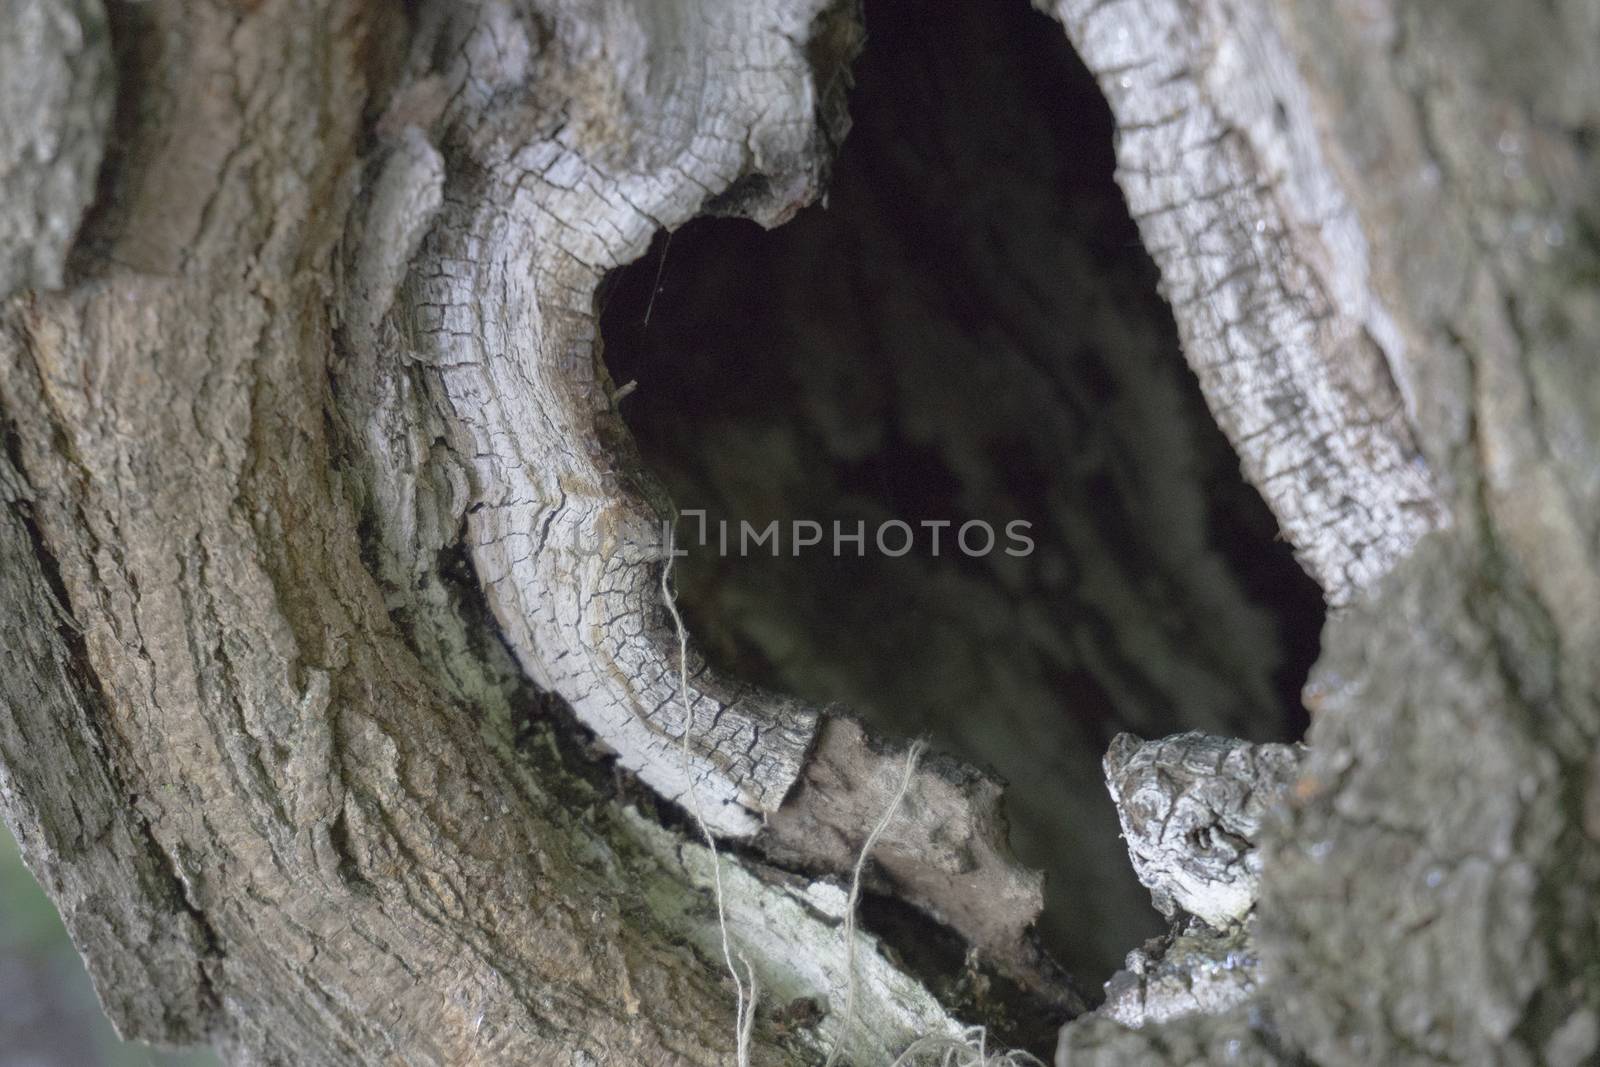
[598,0,1325,985]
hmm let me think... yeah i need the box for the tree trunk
[0,0,1595,1065]
[1049,0,1600,1062]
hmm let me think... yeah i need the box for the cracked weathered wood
[1043,0,1449,605]
[1052,0,1600,1064]
[1104,731,1304,927]
[1082,732,1291,1036]
[383,0,851,836]
[0,0,985,1062]
[1099,920,1260,1029]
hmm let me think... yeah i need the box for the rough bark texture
[0,0,110,297]
[0,0,991,1062]
[1051,0,1600,1063]
[596,0,1324,981]
[1047,0,1451,608]
[1104,731,1304,928]
[0,0,1596,1063]
[0,442,218,1045]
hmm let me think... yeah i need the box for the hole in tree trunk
[597,0,1325,987]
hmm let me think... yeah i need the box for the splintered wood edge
[389,0,841,836]
[1047,0,1448,606]
[333,0,1094,1006]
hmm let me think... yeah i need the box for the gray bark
[0,0,1041,1062]
[1053,0,1600,1063]
[0,0,1595,1064]
[1103,732,1304,929]
[593,0,1324,980]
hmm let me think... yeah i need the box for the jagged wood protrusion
[764,716,1081,1007]
[1081,731,1297,1035]
[1053,0,1600,1063]
[1104,731,1304,928]
[385,0,855,836]
[1042,0,1449,605]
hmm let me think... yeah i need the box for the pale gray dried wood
[0,0,971,1062]
[1099,921,1260,1029]
[1051,0,1600,1063]
[1104,731,1304,928]
[1082,730,1292,1038]
[1042,0,1448,605]
[386,0,844,836]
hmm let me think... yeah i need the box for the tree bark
[1051,0,1600,1063]
[0,0,1596,1065]
[0,0,1044,1062]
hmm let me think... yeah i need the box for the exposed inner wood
[2,0,1594,1061]
[1,0,1028,1060]
[1054,0,1600,1061]
[1046,0,1450,607]
[599,0,1324,983]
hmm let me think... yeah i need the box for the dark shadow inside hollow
[598,0,1325,987]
